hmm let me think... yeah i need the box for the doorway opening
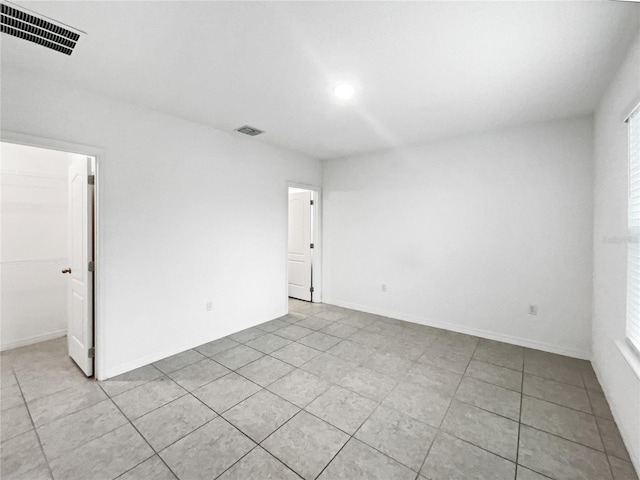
[287,184,320,304]
[1,141,97,377]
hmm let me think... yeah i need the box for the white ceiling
[2,1,639,160]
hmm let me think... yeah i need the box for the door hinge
[310,287,314,293]
[310,199,314,205]
[88,175,95,185]
[88,347,95,358]
[310,243,314,249]
[88,261,95,272]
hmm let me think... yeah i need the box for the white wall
[593,34,640,470]
[323,117,594,358]
[1,143,71,350]
[1,67,322,379]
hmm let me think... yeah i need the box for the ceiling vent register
[1,3,81,55]
[235,125,265,136]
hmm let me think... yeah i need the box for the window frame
[626,102,640,357]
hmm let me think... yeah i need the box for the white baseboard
[101,337,209,380]
[100,311,287,380]
[325,298,592,360]
[0,329,67,351]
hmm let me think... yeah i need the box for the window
[628,105,640,354]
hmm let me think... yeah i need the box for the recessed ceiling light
[334,84,355,100]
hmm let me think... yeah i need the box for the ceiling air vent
[1,2,82,56]
[235,125,265,137]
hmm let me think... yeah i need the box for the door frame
[1,130,104,378]
[286,181,322,305]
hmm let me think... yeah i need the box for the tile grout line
[522,423,613,455]
[100,364,165,398]
[10,366,56,480]
[587,368,617,480]
[211,442,303,480]
[97,381,183,480]
[514,351,525,479]
[446,364,615,424]
[306,359,400,480]
[414,337,481,479]
[22,381,116,430]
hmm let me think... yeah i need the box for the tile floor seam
[351,433,428,475]
[522,423,613,456]
[523,369,593,391]
[464,369,524,394]
[268,355,313,371]
[311,433,351,480]
[111,453,159,479]
[109,379,190,419]
[456,378,596,428]
[195,348,314,395]
[256,408,308,450]
[585,389,614,421]
[18,381,81,412]
[25,380,109,429]
[450,387,518,422]
[255,405,378,479]
[209,370,316,432]
[436,429,519,465]
[267,413,369,478]
[103,388,185,480]
[325,383,407,469]
[148,415,220,457]
[415,337,481,479]
[0,406,33,444]
[522,368,586,390]
[593,402,620,480]
[459,372,600,420]
[36,407,133,463]
[99,365,165,398]
[347,397,455,477]
[470,355,525,373]
[11,365,56,480]
[211,444,303,480]
[520,391,601,418]
[164,355,230,376]
[514,350,526,480]
[520,390,592,416]
[218,387,295,430]
[129,390,211,431]
[517,401,606,453]
[519,466,555,479]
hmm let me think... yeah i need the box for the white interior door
[288,190,312,301]
[66,156,93,376]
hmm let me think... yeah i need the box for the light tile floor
[1,299,638,480]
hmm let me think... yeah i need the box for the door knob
[61,268,72,274]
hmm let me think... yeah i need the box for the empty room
[1,1,639,479]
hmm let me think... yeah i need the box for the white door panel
[288,190,312,301]
[67,156,93,376]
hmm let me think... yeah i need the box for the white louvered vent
[627,106,640,354]
[1,2,82,55]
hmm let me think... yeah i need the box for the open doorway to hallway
[1,141,96,376]
[287,187,315,302]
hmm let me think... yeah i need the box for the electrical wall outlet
[206,301,213,312]
[528,305,538,315]
[381,284,387,292]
